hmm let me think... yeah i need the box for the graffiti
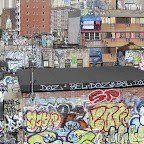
[90,48,103,66]
[70,56,77,64]
[7,61,19,72]
[40,80,144,92]
[2,31,8,45]
[133,51,141,64]
[24,107,62,132]
[5,134,16,144]
[5,112,23,132]
[42,35,54,48]
[89,102,130,132]
[0,121,4,142]
[4,99,22,132]
[27,129,96,144]
[88,89,120,104]
[1,76,14,85]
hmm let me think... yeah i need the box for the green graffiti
[70,56,77,64]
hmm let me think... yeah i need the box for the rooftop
[17,66,144,93]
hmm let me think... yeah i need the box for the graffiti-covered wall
[23,86,144,143]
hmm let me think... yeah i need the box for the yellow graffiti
[89,102,131,132]
[27,130,95,144]
[107,125,144,144]
[133,51,141,64]
[26,111,61,130]
[28,131,62,144]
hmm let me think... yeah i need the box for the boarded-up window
[43,61,49,67]
[77,59,83,68]
[65,59,70,68]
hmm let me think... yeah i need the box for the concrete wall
[68,16,81,44]
[22,86,144,143]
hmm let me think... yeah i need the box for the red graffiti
[89,89,120,104]
[89,104,130,132]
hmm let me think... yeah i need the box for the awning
[80,16,102,22]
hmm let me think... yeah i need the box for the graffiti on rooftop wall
[0,121,4,143]
[22,88,144,143]
[118,50,144,70]
[42,35,54,48]
[2,31,29,46]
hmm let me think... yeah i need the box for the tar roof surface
[17,66,144,86]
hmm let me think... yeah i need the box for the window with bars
[43,60,49,67]
[116,17,130,24]
[85,32,100,40]
[65,59,70,68]
[102,47,115,53]
[77,59,83,68]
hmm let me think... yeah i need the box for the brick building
[14,66,144,143]
[19,0,50,37]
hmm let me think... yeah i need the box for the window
[26,31,29,34]
[77,59,83,68]
[42,18,45,22]
[26,0,29,2]
[33,12,35,15]
[26,25,29,28]
[102,32,111,38]
[33,0,35,1]
[26,12,29,15]
[26,18,29,22]
[131,32,140,38]
[36,5,38,8]
[42,12,45,15]
[36,0,38,1]
[116,32,130,39]
[42,25,45,28]
[36,18,38,21]
[33,18,35,21]
[42,5,45,9]
[65,59,70,68]
[116,17,130,24]
[26,5,29,8]
[102,47,115,53]
[85,32,100,40]
[33,5,35,8]
[36,12,38,15]
[33,25,35,28]
[54,60,59,68]
[43,61,49,67]
[42,0,45,2]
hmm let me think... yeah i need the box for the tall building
[19,0,50,37]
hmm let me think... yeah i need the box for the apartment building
[19,0,50,37]
[50,7,76,41]
[80,10,144,67]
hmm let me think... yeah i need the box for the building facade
[20,0,50,37]
[12,66,144,143]
[50,7,76,41]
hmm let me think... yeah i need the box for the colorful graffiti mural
[118,50,144,70]
[23,88,144,143]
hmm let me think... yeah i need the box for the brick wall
[23,86,144,143]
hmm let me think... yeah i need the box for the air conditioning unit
[140,24,144,27]
[140,39,144,41]
[111,24,115,27]
[126,39,130,42]
[126,24,130,27]
[111,39,115,42]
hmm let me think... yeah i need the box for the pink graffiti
[89,89,120,104]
